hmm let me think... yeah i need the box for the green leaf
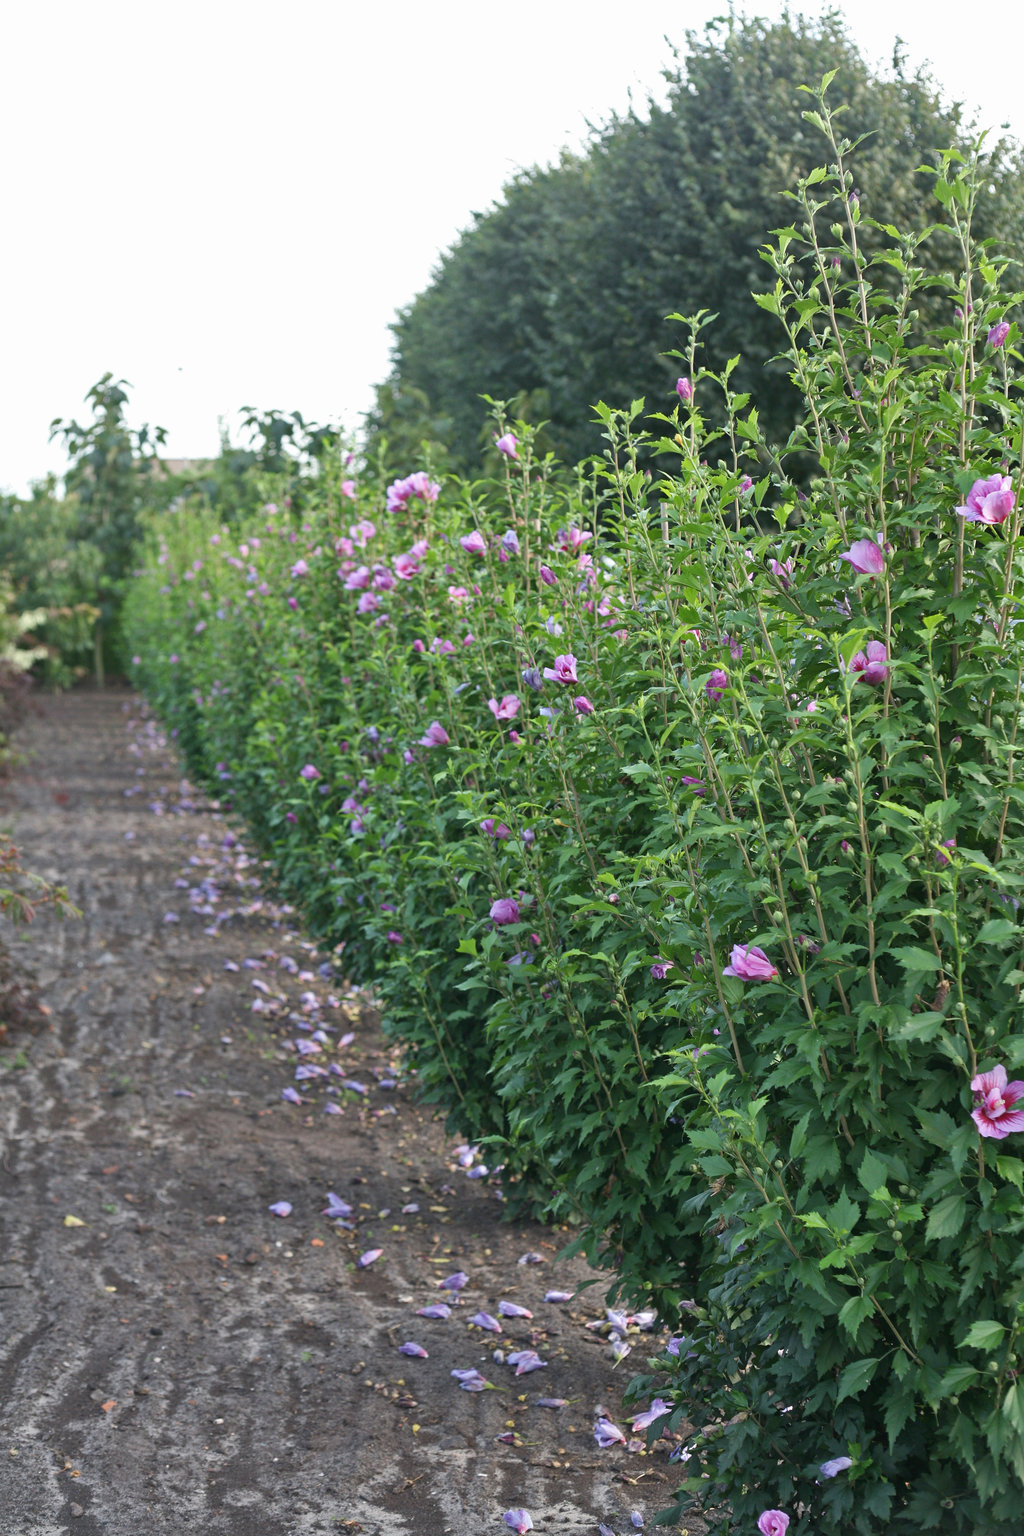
[926,1194,967,1241]
[1002,1382,1024,1436]
[938,1364,981,1396]
[885,1389,917,1449]
[961,1319,1006,1351]
[838,629,870,668]
[995,1156,1024,1192]
[892,945,941,973]
[916,1108,958,1150]
[804,1135,841,1182]
[857,1149,889,1197]
[975,918,1018,945]
[893,1011,948,1044]
[829,1189,860,1235]
[836,1356,881,1404]
[789,1111,810,1160]
[838,1293,873,1338]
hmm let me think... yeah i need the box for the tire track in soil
[0,690,692,1536]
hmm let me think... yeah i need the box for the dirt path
[0,692,687,1536]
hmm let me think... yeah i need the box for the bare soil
[0,691,690,1536]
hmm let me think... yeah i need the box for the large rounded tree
[369,11,1024,470]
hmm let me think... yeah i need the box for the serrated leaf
[892,945,941,973]
[976,918,1018,945]
[926,1194,966,1241]
[962,1319,1006,1350]
[916,1107,958,1149]
[836,1356,880,1404]
[858,1149,888,1196]
[838,1293,873,1337]
[1002,1382,1024,1436]
[938,1364,981,1396]
[885,1389,916,1449]
[789,1111,810,1160]
[829,1189,860,1235]
[995,1156,1024,1191]
[892,1011,948,1043]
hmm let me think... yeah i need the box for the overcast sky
[2,0,1023,496]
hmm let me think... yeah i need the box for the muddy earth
[0,692,694,1536]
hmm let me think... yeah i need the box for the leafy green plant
[124,82,1024,1531]
[619,87,1024,1535]
[50,373,166,678]
[0,478,104,686]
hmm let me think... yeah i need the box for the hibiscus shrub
[619,103,1024,1533]
[125,432,707,1295]
[125,87,1024,1532]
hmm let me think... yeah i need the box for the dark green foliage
[48,373,167,674]
[373,11,1024,469]
[51,373,165,594]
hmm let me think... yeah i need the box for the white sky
[2,0,1023,496]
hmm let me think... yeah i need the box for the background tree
[50,373,166,681]
[369,10,1024,471]
[0,477,103,686]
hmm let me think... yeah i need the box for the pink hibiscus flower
[847,640,888,685]
[543,653,578,684]
[723,944,778,981]
[971,1065,1024,1139]
[956,474,1015,526]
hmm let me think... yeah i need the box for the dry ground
[0,691,691,1536]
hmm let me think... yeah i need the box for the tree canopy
[368,10,1024,471]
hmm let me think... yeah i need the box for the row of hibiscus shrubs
[125,121,1024,1535]
[125,432,705,1313]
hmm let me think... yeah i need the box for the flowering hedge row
[127,97,1024,1534]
